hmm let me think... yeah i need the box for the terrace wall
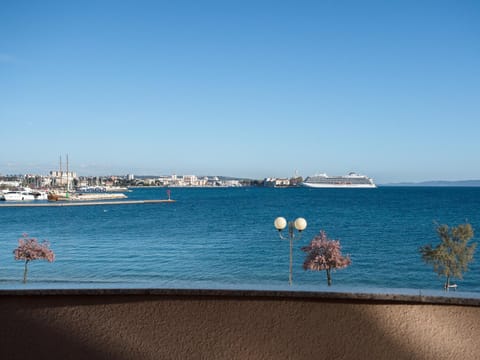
[0,290,478,360]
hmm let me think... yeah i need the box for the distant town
[2,157,479,191]
[3,168,480,191]
[0,170,303,190]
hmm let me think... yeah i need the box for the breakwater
[0,199,175,207]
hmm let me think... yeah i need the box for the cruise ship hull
[301,182,376,188]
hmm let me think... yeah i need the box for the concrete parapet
[0,289,479,359]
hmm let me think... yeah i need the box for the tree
[302,231,351,286]
[420,223,476,290]
[13,234,55,283]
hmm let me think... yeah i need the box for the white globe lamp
[274,217,287,231]
[294,217,307,232]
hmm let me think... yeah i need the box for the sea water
[0,187,479,296]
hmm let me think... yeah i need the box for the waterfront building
[0,180,21,189]
[24,174,51,188]
[50,170,77,188]
[263,177,291,187]
[182,175,197,186]
[224,179,241,187]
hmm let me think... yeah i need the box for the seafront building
[1,172,304,189]
[0,172,244,189]
[2,159,305,189]
[263,176,303,187]
[0,180,21,189]
[50,170,77,188]
[135,175,241,187]
[263,177,291,187]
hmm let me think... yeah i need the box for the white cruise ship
[301,172,376,188]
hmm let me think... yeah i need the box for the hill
[382,180,480,187]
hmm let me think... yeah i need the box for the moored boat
[48,191,127,201]
[2,190,36,201]
[0,187,50,201]
[76,186,129,193]
[32,190,49,200]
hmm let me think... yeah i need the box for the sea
[1,186,479,298]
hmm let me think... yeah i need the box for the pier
[0,199,175,208]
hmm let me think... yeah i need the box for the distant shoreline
[381,180,480,187]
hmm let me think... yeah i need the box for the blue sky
[1,1,479,183]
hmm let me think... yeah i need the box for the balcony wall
[0,289,479,360]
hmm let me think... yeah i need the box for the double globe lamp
[274,216,307,285]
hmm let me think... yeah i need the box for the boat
[1,188,50,201]
[76,186,129,193]
[2,190,36,201]
[48,191,127,201]
[32,190,49,200]
[301,172,376,188]
[73,193,128,201]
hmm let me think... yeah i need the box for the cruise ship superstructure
[301,172,376,188]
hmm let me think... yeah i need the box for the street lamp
[274,216,307,285]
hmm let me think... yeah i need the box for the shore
[0,289,478,360]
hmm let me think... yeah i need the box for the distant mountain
[382,180,480,187]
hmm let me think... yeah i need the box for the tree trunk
[23,260,29,283]
[444,275,450,291]
[326,268,332,286]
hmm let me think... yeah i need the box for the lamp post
[274,217,307,285]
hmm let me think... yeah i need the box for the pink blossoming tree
[302,231,351,286]
[13,234,55,283]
